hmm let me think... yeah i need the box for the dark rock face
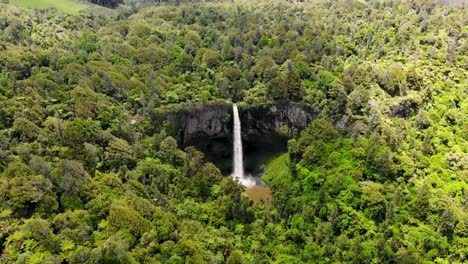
[166,104,232,144]
[165,102,317,173]
[240,103,316,141]
[89,0,123,8]
[166,102,317,146]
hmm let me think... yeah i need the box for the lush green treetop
[0,0,466,263]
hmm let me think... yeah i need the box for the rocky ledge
[165,102,317,146]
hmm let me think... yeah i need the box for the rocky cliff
[163,102,317,173]
[165,104,232,144]
[88,0,123,8]
[165,102,317,146]
[240,103,316,140]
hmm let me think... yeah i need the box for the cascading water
[232,104,244,179]
[232,104,256,187]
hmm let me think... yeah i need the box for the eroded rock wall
[166,102,317,146]
[240,103,316,139]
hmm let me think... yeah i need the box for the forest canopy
[0,0,467,263]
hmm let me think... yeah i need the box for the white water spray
[232,105,256,187]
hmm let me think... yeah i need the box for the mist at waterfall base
[205,138,285,180]
[187,134,286,178]
[229,105,275,205]
[181,105,282,204]
[182,105,286,190]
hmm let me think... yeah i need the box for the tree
[347,85,369,115]
[134,158,179,195]
[193,49,222,70]
[29,156,52,177]
[412,184,430,220]
[11,117,40,142]
[159,136,185,167]
[51,160,89,210]
[108,205,152,236]
[2,160,31,178]
[4,175,58,217]
[104,138,137,170]
[381,64,407,96]
[298,118,338,150]
[283,60,305,101]
[226,250,244,264]
[360,181,387,222]
[62,118,100,147]
[440,208,456,241]
[77,31,97,53]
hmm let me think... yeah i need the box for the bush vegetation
[0,0,466,263]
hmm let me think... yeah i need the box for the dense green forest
[0,0,467,263]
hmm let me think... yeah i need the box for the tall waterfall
[232,104,244,179]
[232,105,256,187]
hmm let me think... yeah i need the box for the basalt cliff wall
[165,102,317,146]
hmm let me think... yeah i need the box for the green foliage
[1,174,58,217]
[11,117,40,142]
[63,118,100,146]
[0,0,466,263]
[2,160,31,178]
[108,204,152,236]
[52,159,89,196]
[77,31,97,53]
[104,137,136,170]
[10,0,90,14]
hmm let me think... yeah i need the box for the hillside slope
[9,0,90,14]
[0,0,466,263]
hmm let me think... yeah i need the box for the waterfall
[232,104,244,179]
[232,105,256,187]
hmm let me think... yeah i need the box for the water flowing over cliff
[165,102,317,145]
[232,105,256,187]
[232,105,244,179]
[163,102,318,173]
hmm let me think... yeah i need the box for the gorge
[0,0,465,262]
[165,102,317,145]
[163,102,319,175]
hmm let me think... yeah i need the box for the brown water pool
[245,185,272,206]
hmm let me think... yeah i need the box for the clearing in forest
[9,0,90,14]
